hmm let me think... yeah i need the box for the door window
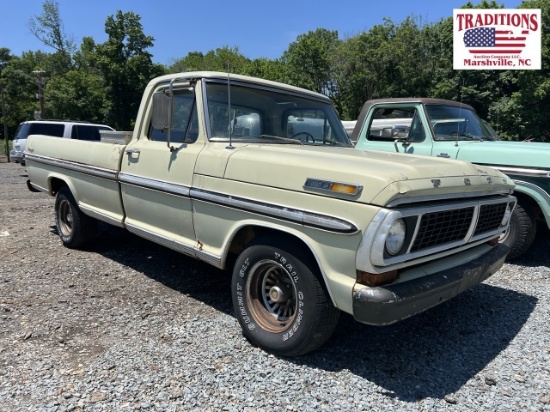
[149,88,198,143]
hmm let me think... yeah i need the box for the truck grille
[411,207,474,251]
[411,203,506,253]
[474,203,508,235]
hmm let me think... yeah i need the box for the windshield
[204,81,352,147]
[425,105,496,141]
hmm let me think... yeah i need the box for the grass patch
[0,139,12,156]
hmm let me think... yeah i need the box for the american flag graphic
[463,27,527,54]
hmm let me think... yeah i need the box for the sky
[2,0,525,66]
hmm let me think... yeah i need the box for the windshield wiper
[452,132,479,140]
[258,134,302,144]
[321,140,352,147]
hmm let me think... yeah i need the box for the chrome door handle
[125,149,141,155]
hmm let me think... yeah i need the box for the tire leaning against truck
[55,187,98,248]
[231,236,340,356]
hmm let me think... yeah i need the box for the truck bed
[25,135,127,227]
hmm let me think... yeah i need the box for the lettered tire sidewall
[232,244,318,356]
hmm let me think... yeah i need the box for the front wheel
[231,238,340,356]
[55,187,97,248]
[502,202,536,260]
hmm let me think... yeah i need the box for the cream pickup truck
[25,71,516,356]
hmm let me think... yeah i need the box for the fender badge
[464,178,471,185]
[304,178,362,196]
[431,179,441,188]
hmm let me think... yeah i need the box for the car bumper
[352,243,509,325]
[10,150,24,164]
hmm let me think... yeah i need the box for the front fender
[513,179,550,229]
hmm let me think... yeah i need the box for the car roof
[20,120,114,129]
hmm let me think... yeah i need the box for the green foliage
[95,11,165,130]
[281,29,340,95]
[2,0,548,141]
[169,46,251,74]
[0,51,49,137]
[45,71,107,122]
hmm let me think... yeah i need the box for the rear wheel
[232,237,340,356]
[502,202,536,260]
[55,187,97,248]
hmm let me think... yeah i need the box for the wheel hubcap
[59,200,73,236]
[246,260,297,333]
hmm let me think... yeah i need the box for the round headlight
[386,218,406,255]
[501,203,514,227]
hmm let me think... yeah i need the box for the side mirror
[152,91,177,152]
[392,125,410,139]
[392,125,411,153]
[152,92,172,131]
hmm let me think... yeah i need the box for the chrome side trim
[118,174,354,233]
[513,179,550,201]
[27,181,48,193]
[118,172,190,197]
[125,222,223,267]
[126,222,196,257]
[195,250,223,267]
[79,205,124,228]
[191,188,358,234]
[29,154,357,233]
[494,166,550,179]
[25,153,117,180]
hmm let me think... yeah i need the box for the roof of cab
[147,71,331,102]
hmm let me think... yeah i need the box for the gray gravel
[0,159,549,411]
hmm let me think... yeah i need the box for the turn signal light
[331,183,360,195]
[357,270,398,286]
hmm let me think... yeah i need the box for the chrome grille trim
[357,195,517,273]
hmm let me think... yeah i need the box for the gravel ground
[0,158,549,412]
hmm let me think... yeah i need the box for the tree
[96,11,165,130]
[44,70,107,122]
[281,29,340,95]
[243,58,286,83]
[28,0,75,75]
[169,46,251,74]
[0,51,53,128]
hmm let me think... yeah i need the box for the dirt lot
[1,158,549,411]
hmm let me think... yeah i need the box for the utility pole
[32,70,46,119]
[0,83,9,162]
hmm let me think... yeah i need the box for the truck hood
[223,145,513,206]
[455,140,549,169]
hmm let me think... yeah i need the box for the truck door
[119,85,203,257]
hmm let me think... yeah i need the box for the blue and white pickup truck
[352,98,550,260]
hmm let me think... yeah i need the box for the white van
[10,120,114,165]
